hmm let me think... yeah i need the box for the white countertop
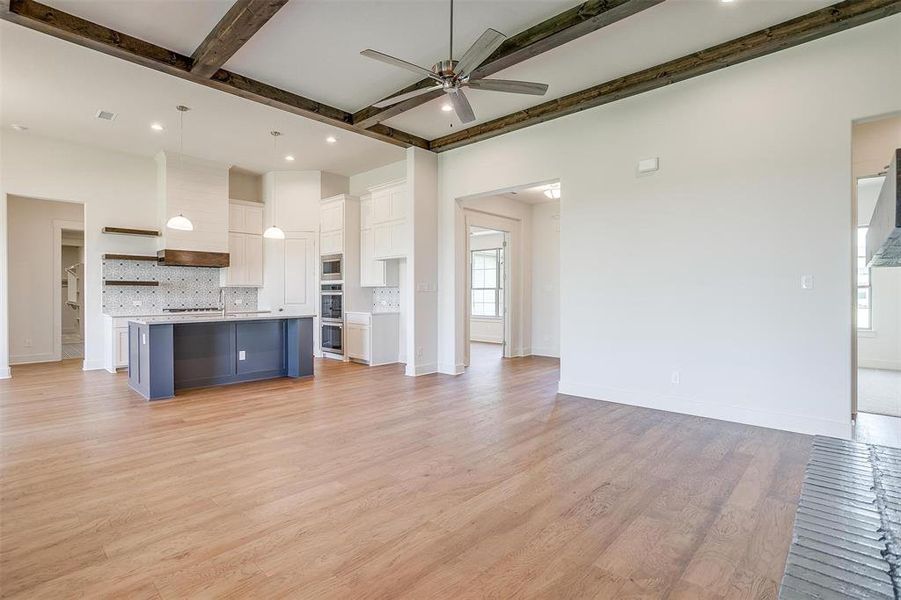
[128,312,315,325]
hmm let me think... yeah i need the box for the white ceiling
[0,21,404,176]
[2,0,840,155]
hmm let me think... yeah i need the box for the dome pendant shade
[263,225,285,239]
[166,213,194,231]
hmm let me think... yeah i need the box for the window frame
[470,247,504,319]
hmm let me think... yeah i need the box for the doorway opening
[457,180,561,372]
[6,195,85,367]
[851,114,901,446]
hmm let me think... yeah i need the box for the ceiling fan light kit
[360,0,549,125]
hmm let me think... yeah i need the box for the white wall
[436,16,901,438]
[7,196,83,363]
[228,168,263,203]
[855,116,901,371]
[1,131,159,373]
[531,200,560,357]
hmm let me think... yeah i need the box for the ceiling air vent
[95,109,117,121]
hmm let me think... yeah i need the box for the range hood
[867,148,901,268]
[156,151,230,267]
[157,249,229,268]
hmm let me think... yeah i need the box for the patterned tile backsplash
[102,259,258,315]
[371,287,400,313]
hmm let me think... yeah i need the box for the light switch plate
[239,350,246,360]
[637,157,659,174]
[801,275,814,290]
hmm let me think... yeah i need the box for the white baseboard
[10,353,56,365]
[531,346,560,358]
[438,362,465,375]
[82,359,105,371]
[0,365,10,379]
[859,359,901,371]
[406,362,437,377]
[557,379,851,439]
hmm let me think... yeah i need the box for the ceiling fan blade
[360,49,441,81]
[449,89,476,124]
[467,78,549,96]
[372,84,445,108]
[455,28,506,79]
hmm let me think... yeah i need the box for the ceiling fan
[360,0,549,124]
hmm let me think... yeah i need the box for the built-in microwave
[321,254,342,281]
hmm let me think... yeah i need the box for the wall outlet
[416,347,424,359]
[132,300,142,307]
[671,370,680,385]
[239,350,246,361]
[24,337,32,348]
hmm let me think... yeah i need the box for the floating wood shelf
[101,227,161,237]
[102,254,160,262]
[104,280,159,287]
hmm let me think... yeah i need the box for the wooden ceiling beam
[1,0,429,149]
[191,0,290,79]
[351,0,664,129]
[429,0,901,152]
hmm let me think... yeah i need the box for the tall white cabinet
[370,180,408,260]
[360,192,399,288]
[220,200,263,287]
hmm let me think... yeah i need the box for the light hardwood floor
[1,346,810,599]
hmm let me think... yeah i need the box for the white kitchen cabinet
[220,232,262,287]
[104,315,131,372]
[221,201,264,287]
[345,312,399,365]
[368,181,407,260]
[320,230,344,256]
[320,200,344,233]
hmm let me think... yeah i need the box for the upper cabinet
[221,200,264,287]
[369,180,407,260]
[228,202,263,235]
[319,197,345,256]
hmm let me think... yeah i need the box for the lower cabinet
[104,315,130,372]
[345,312,399,366]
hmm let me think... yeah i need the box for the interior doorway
[457,180,561,372]
[60,229,85,359]
[468,225,508,363]
[850,114,901,445]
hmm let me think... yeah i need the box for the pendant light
[263,130,286,240]
[166,105,194,231]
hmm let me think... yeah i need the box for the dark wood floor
[0,345,811,599]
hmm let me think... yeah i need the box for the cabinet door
[243,205,263,235]
[284,232,316,314]
[115,328,129,367]
[371,190,391,224]
[229,204,245,233]
[387,185,406,221]
[346,324,370,361]
[244,234,263,286]
[360,228,385,287]
[227,232,246,285]
[320,230,343,256]
[373,221,406,259]
[320,201,344,233]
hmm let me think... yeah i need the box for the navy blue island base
[127,314,315,400]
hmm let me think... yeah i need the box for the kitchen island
[127,313,314,400]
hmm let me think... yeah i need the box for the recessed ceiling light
[150,123,164,131]
[10,124,28,131]
[441,103,453,112]
[285,155,295,162]
[721,0,735,3]
[326,135,337,144]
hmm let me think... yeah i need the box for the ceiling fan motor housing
[432,60,459,79]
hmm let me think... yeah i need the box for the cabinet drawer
[345,312,371,326]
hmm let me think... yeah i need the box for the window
[471,248,504,317]
[858,226,871,330]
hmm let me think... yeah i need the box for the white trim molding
[406,362,438,377]
[0,366,10,379]
[859,359,901,371]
